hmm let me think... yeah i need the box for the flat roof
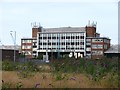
[39,27,86,33]
[86,37,110,39]
[0,45,20,50]
[21,38,36,40]
[104,45,120,53]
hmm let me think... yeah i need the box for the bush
[2,60,17,71]
[49,57,118,82]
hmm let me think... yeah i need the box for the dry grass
[2,71,117,88]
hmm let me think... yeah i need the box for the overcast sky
[0,0,119,45]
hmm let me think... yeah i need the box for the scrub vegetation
[2,57,118,88]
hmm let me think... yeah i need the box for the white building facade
[37,27,86,58]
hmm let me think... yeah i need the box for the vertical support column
[57,33,60,59]
[84,32,86,57]
[46,34,48,61]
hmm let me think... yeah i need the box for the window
[76,42,79,45]
[98,45,103,49]
[43,37,47,39]
[92,44,103,49]
[33,51,37,53]
[66,36,70,39]
[86,43,91,45]
[61,42,65,45]
[86,51,91,53]
[52,37,56,39]
[48,43,51,45]
[92,51,103,55]
[48,37,51,39]
[80,42,84,45]
[86,39,91,42]
[71,42,74,45]
[76,36,79,39]
[43,43,46,45]
[61,36,65,39]
[22,45,32,49]
[92,39,103,42]
[39,48,42,50]
[80,48,84,50]
[61,48,65,50]
[39,43,42,45]
[80,36,84,39]
[86,45,91,47]
[66,42,70,45]
[39,37,42,39]
[33,46,37,48]
[71,36,75,39]
[52,43,56,45]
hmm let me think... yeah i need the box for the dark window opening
[86,51,91,53]
[39,43,42,45]
[52,37,56,39]
[43,37,47,39]
[80,42,84,45]
[66,36,70,39]
[33,46,37,48]
[48,37,51,39]
[52,43,56,45]
[80,36,84,39]
[71,42,74,45]
[43,43,46,45]
[39,37,42,39]
[33,51,37,53]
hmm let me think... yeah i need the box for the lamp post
[0,40,4,49]
[10,31,16,62]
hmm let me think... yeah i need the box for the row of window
[92,44,103,49]
[22,46,32,49]
[22,40,32,43]
[39,42,84,45]
[39,39,84,43]
[92,39,103,42]
[39,33,85,37]
[38,47,84,50]
[39,36,84,39]
[92,51,103,55]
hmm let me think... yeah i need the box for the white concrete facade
[37,27,86,57]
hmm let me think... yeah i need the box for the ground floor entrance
[38,52,84,60]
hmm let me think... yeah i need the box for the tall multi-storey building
[21,22,110,59]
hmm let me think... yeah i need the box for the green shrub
[2,82,12,89]
[2,60,16,71]
[53,72,65,81]
[15,82,23,89]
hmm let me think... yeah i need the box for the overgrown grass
[2,57,119,88]
[49,57,118,82]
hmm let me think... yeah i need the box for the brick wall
[86,26,96,37]
[32,27,42,38]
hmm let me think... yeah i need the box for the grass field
[2,71,118,88]
[2,58,118,88]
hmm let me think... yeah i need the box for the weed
[2,82,12,89]
[15,82,23,89]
